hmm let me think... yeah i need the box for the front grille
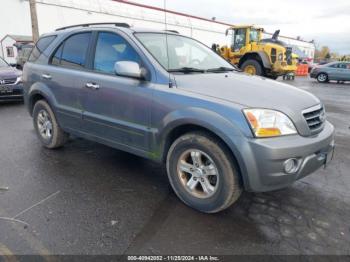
[271,48,277,63]
[0,78,17,85]
[285,47,292,65]
[303,105,325,132]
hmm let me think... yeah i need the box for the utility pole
[29,0,39,43]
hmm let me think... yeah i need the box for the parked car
[16,43,34,70]
[0,57,23,102]
[23,23,335,213]
[310,62,350,83]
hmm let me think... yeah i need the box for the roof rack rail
[164,30,179,34]
[55,22,130,31]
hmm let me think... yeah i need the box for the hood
[174,72,320,115]
[0,66,21,79]
[260,39,287,48]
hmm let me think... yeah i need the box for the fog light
[284,158,300,174]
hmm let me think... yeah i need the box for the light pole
[29,0,39,43]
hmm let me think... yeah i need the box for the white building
[0,0,315,61]
[0,35,33,64]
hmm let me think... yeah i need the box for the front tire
[33,100,69,149]
[317,73,328,83]
[241,59,263,76]
[166,132,242,213]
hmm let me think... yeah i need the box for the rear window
[28,35,56,62]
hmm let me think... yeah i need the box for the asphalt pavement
[0,77,349,257]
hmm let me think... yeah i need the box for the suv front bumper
[238,121,335,192]
[0,84,24,102]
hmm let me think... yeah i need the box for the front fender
[256,51,272,69]
[155,107,250,188]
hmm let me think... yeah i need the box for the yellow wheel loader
[215,25,297,79]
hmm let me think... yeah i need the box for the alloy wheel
[177,149,219,199]
[37,109,53,140]
[318,73,327,82]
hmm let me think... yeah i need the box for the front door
[79,31,153,152]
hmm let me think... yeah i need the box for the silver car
[23,23,335,213]
[310,61,350,83]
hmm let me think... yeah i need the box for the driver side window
[94,32,141,74]
[232,29,246,52]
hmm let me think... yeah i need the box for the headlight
[16,76,22,84]
[278,53,283,61]
[243,109,297,137]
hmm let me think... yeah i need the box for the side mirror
[114,61,146,79]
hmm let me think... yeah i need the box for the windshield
[135,33,234,72]
[0,58,8,68]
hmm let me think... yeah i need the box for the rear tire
[33,100,69,149]
[166,132,242,213]
[241,59,263,76]
[317,73,328,83]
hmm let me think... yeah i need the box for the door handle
[42,74,52,80]
[85,82,100,90]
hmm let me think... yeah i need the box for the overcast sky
[131,0,350,54]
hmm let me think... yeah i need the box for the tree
[314,46,332,61]
[320,46,330,59]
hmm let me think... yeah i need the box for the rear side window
[51,45,63,66]
[330,63,340,68]
[28,35,56,62]
[51,33,91,70]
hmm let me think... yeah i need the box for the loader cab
[226,26,263,52]
[230,28,246,52]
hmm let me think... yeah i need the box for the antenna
[164,0,167,31]
[164,0,172,87]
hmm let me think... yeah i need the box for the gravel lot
[0,77,349,257]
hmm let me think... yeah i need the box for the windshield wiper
[206,66,238,72]
[168,67,206,73]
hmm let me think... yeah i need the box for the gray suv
[23,23,335,213]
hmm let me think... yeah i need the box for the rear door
[337,63,350,80]
[78,30,154,152]
[346,63,350,80]
[326,63,340,80]
[45,32,92,132]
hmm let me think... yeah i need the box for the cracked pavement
[0,77,349,256]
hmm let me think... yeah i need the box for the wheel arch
[157,111,251,190]
[27,82,57,116]
[238,52,270,69]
